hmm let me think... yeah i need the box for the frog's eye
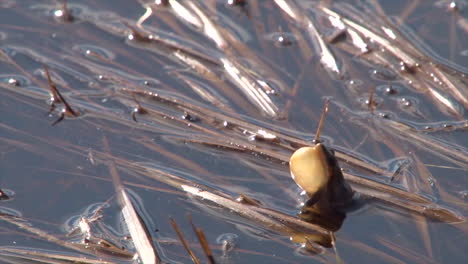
[289,143,330,195]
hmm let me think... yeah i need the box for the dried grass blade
[274,0,300,20]
[169,0,202,29]
[274,1,341,74]
[188,216,216,264]
[169,217,200,264]
[306,19,341,74]
[118,182,160,264]
[220,57,280,117]
[378,237,439,264]
[104,137,160,264]
[322,7,418,68]
[186,2,227,49]
[426,85,462,116]
[173,135,464,223]
[431,66,468,108]
[351,183,465,224]
[0,214,96,257]
[43,66,78,117]
[180,184,329,236]
[0,247,115,264]
[346,240,406,264]
[124,162,330,238]
[384,119,468,167]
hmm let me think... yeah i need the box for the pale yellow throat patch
[289,144,330,194]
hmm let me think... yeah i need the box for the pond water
[0,0,467,263]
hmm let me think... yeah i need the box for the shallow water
[0,0,467,263]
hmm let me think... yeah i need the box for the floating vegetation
[0,0,466,263]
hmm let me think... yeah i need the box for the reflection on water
[0,0,467,263]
